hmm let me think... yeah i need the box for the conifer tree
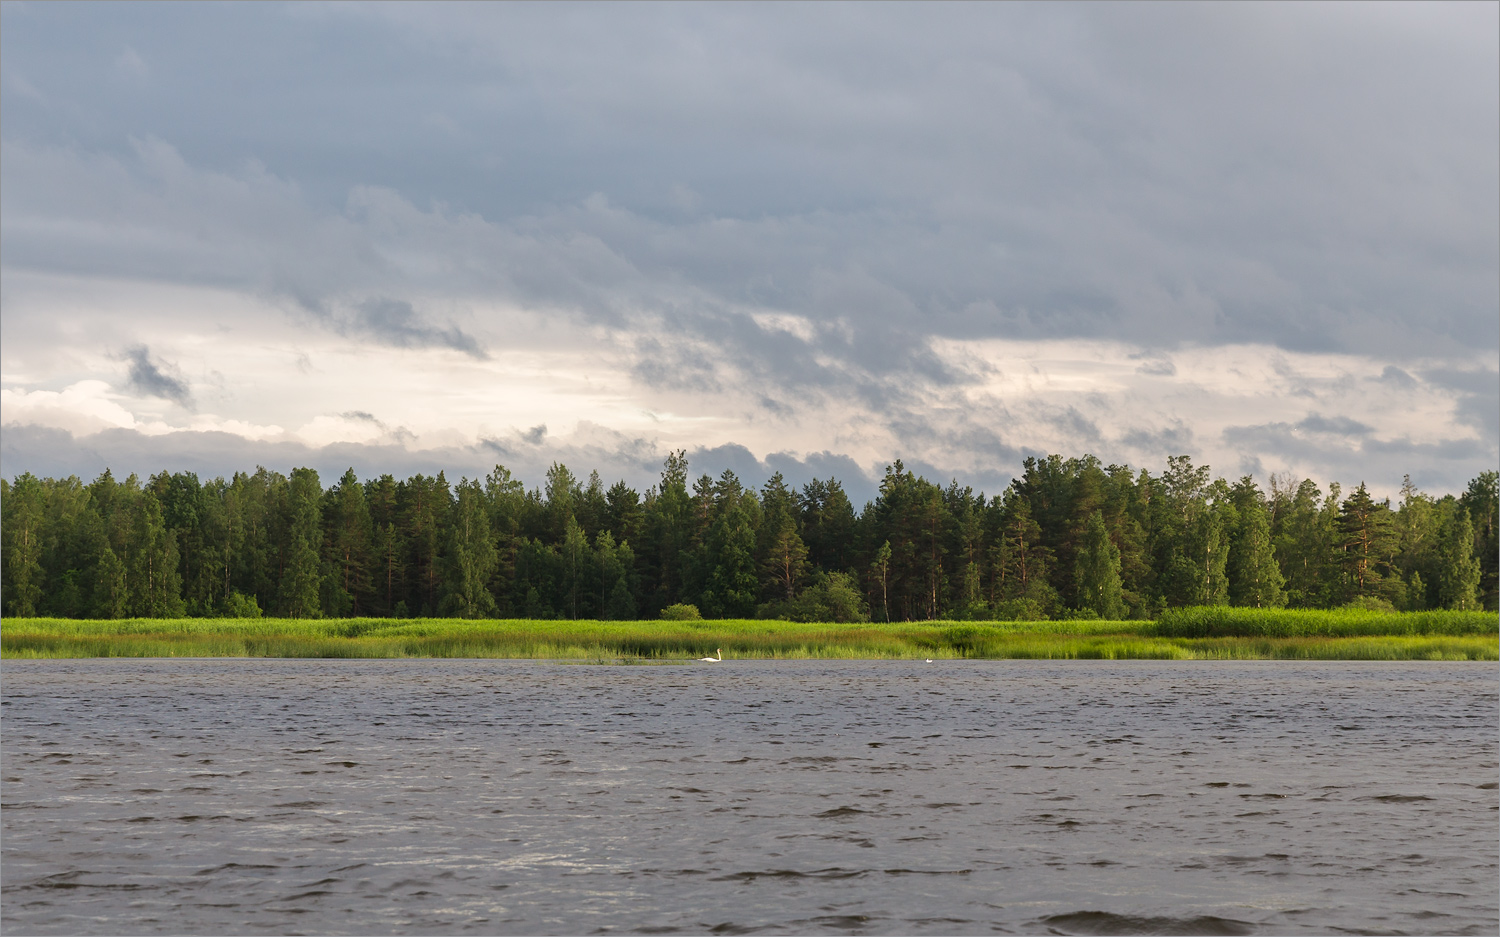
[325,468,373,615]
[366,474,404,614]
[994,495,1051,605]
[645,450,692,611]
[763,513,809,602]
[1338,482,1396,602]
[702,502,758,618]
[442,478,499,618]
[280,468,322,618]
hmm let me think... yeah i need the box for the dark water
[2,660,1496,936]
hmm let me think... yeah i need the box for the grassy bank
[1156,606,1497,638]
[2,610,1494,660]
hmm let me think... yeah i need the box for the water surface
[3,659,1496,935]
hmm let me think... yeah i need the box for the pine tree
[280,467,322,618]
[644,450,692,611]
[325,468,373,615]
[442,478,499,618]
[702,503,758,618]
[763,513,809,602]
[1338,482,1396,602]
[994,494,1052,608]
[401,472,452,614]
[1073,510,1124,619]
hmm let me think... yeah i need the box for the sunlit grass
[1156,606,1496,638]
[3,614,1494,660]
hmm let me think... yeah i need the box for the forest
[2,453,1495,622]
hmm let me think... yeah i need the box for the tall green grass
[1156,606,1496,638]
[3,612,1495,660]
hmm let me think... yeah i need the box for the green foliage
[660,603,702,620]
[221,591,263,618]
[766,571,870,623]
[440,478,499,619]
[1229,495,1286,608]
[1437,508,1482,611]
[4,452,1495,627]
[1073,510,1124,619]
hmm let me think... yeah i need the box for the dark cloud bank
[1,3,1495,493]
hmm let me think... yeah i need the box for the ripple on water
[2,659,1496,935]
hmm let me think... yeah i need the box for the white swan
[698,648,723,662]
[925,658,934,663]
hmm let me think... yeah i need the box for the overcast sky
[2,1,1495,502]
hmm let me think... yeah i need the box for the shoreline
[4,612,1495,661]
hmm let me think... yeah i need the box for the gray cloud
[0,423,892,504]
[344,298,486,359]
[1220,421,1488,495]
[1,4,1494,497]
[1295,414,1375,438]
[1378,365,1417,389]
[3,4,1494,364]
[121,344,192,407]
[1121,423,1195,457]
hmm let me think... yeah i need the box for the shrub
[660,603,702,621]
[760,572,870,623]
[221,591,262,618]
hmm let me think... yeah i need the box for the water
[2,659,1495,935]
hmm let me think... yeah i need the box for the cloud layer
[2,3,1495,496]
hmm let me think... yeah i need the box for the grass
[2,609,1494,661]
[1156,606,1497,638]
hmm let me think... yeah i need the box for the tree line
[2,454,1495,621]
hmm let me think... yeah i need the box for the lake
[2,659,1495,935]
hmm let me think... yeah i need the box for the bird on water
[698,649,723,662]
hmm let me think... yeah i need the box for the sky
[2,1,1496,504]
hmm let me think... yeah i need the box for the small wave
[193,863,278,876]
[882,868,972,875]
[1040,911,1256,935]
[712,868,865,882]
[816,806,866,818]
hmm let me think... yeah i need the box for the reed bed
[3,613,1494,660]
[1156,606,1496,638]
